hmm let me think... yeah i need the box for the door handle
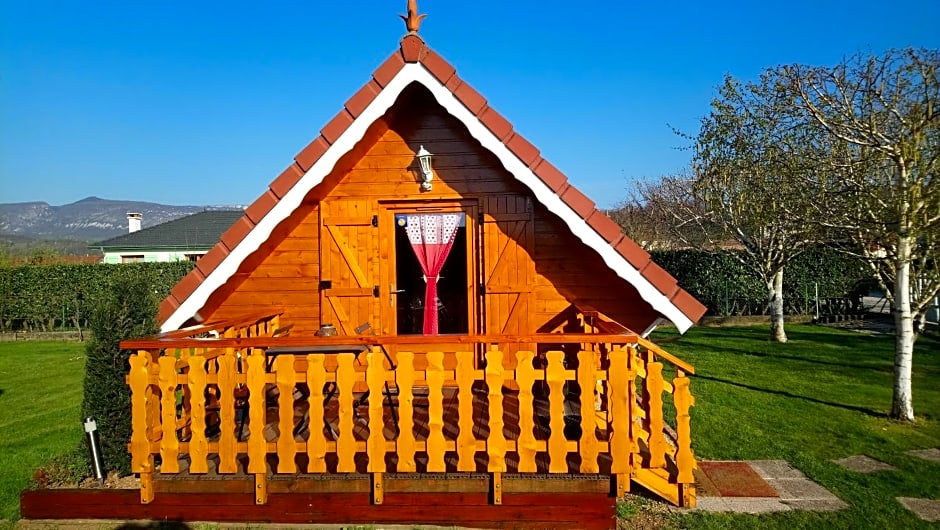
[390,286,405,307]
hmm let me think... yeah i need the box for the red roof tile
[372,52,406,88]
[160,34,706,331]
[478,106,513,141]
[450,80,487,115]
[506,133,541,167]
[560,186,596,219]
[344,79,382,118]
[320,109,355,145]
[586,210,623,245]
[219,216,255,251]
[671,289,709,323]
[195,244,231,278]
[400,34,428,63]
[615,236,651,270]
[169,269,205,308]
[245,189,279,224]
[422,48,457,85]
[157,296,180,324]
[270,162,306,198]
[531,159,568,193]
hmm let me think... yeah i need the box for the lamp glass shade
[416,145,433,178]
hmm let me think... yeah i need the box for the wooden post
[647,362,667,469]
[426,351,446,472]
[306,354,327,473]
[187,355,208,474]
[275,355,297,473]
[492,472,502,505]
[254,473,268,505]
[366,347,386,473]
[247,349,267,476]
[456,350,476,471]
[485,347,506,473]
[545,350,567,473]
[608,347,631,490]
[372,472,384,505]
[577,349,599,473]
[674,371,696,489]
[158,356,180,473]
[514,350,537,473]
[336,352,356,472]
[396,351,416,472]
[128,351,154,503]
[217,353,237,473]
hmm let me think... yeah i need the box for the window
[122,255,145,264]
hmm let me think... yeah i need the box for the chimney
[127,213,142,233]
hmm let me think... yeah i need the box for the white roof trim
[162,62,694,333]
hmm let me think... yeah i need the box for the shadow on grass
[695,374,884,418]
[116,522,189,529]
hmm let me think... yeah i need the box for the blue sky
[2,1,938,208]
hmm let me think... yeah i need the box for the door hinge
[479,282,486,294]
[373,285,380,298]
[371,215,378,227]
[319,280,332,290]
[477,212,485,224]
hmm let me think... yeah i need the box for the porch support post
[372,472,384,505]
[492,472,502,505]
[254,473,268,505]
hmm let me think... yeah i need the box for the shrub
[80,275,159,475]
[652,246,871,316]
[0,261,193,332]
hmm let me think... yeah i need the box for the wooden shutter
[481,196,535,337]
[319,200,379,335]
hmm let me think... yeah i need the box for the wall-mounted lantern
[416,145,433,191]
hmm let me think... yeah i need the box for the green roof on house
[94,210,244,250]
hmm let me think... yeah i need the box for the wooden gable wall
[200,84,660,335]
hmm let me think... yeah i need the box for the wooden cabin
[119,21,707,530]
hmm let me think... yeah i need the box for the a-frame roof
[158,34,707,333]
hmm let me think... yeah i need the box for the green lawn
[0,341,85,521]
[649,324,940,529]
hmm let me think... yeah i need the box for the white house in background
[92,211,243,264]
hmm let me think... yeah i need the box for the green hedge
[651,247,873,316]
[0,262,194,332]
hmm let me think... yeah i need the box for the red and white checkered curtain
[405,213,461,335]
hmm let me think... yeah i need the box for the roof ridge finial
[400,0,426,34]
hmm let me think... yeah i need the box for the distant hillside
[0,196,243,242]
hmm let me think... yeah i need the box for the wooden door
[319,200,380,335]
[481,196,535,338]
[380,201,478,339]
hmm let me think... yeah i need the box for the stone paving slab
[768,477,841,501]
[695,497,790,514]
[748,459,806,480]
[833,454,896,473]
[690,460,847,513]
[906,447,940,463]
[897,497,940,522]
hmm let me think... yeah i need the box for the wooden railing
[577,306,697,507]
[123,319,695,508]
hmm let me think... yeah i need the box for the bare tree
[652,75,821,342]
[781,48,940,421]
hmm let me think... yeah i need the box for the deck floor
[171,383,615,475]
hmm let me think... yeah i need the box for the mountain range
[0,196,244,242]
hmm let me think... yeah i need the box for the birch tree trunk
[768,268,788,343]
[891,235,915,421]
